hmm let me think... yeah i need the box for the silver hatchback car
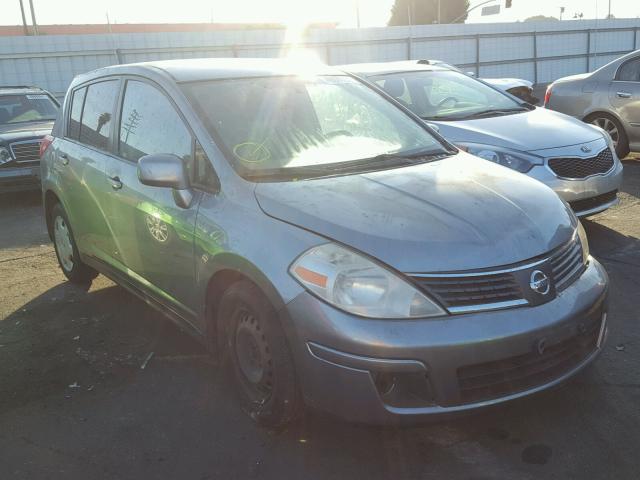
[344,61,624,217]
[545,49,640,159]
[42,59,608,426]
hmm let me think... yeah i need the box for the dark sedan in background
[0,85,59,192]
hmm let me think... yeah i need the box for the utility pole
[607,0,612,19]
[27,0,38,36]
[18,0,29,35]
[437,0,441,24]
[355,0,361,28]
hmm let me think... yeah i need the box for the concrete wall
[0,18,639,98]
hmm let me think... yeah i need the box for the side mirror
[138,153,193,209]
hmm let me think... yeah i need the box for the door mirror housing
[137,153,194,208]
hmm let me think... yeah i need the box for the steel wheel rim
[592,117,619,148]
[53,215,74,272]
[233,308,274,404]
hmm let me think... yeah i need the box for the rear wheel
[587,113,630,158]
[218,280,302,428]
[51,203,97,285]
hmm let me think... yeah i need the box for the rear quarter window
[67,87,86,140]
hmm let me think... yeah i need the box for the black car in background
[0,86,59,192]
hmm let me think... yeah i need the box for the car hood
[432,107,602,153]
[0,120,53,143]
[255,153,576,273]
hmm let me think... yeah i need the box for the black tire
[50,203,98,285]
[586,113,630,159]
[218,280,302,428]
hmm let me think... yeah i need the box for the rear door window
[79,80,119,151]
[617,58,640,82]
[67,87,86,140]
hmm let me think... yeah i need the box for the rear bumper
[286,259,608,425]
[0,165,41,192]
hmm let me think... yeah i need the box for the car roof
[74,58,344,85]
[340,60,453,76]
[0,86,49,96]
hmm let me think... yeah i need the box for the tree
[524,15,559,22]
[388,0,471,26]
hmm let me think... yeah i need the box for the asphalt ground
[1,160,639,479]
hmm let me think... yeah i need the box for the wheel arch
[44,189,62,241]
[203,254,292,353]
[582,109,626,126]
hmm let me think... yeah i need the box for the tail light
[543,85,553,106]
[39,134,54,158]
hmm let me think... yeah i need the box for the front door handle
[59,153,69,165]
[617,91,632,99]
[108,175,123,190]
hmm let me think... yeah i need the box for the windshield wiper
[457,107,528,120]
[424,107,528,121]
[244,150,453,182]
[332,150,452,170]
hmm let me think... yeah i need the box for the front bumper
[0,165,41,193]
[286,258,608,425]
[527,142,624,217]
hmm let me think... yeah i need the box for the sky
[3,0,639,28]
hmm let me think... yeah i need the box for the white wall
[0,18,638,97]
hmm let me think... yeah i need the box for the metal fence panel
[0,18,638,98]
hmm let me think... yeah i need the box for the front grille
[548,148,614,179]
[550,236,586,292]
[413,273,523,310]
[9,140,42,164]
[569,190,618,214]
[456,315,601,404]
[410,236,584,313]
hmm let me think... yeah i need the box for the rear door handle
[108,175,123,190]
[59,153,69,165]
[617,91,632,99]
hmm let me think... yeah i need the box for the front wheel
[51,203,97,285]
[218,280,302,428]
[587,113,630,159]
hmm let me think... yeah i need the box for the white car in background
[343,60,623,217]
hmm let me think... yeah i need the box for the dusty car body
[544,49,640,158]
[344,61,624,217]
[41,59,608,426]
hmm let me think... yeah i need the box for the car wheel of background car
[586,113,630,158]
[50,203,98,285]
[218,280,302,428]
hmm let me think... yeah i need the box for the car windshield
[369,70,526,121]
[0,93,58,124]
[182,75,450,180]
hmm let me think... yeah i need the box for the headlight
[290,243,446,319]
[577,221,590,265]
[0,146,11,165]
[459,144,540,173]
